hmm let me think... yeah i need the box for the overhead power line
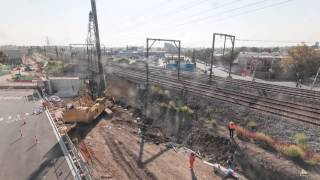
[161,0,210,17]
[236,39,318,44]
[113,0,264,41]
[152,0,296,35]
[108,0,298,47]
[178,0,271,26]
[184,0,243,20]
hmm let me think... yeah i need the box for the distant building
[0,50,23,65]
[164,43,177,53]
[235,52,288,79]
[0,51,7,64]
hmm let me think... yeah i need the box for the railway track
[107,63,320,101]
[106,65,320,126]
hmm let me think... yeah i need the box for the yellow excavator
[62,95,113,124]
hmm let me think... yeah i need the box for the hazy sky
[0,0,319,47]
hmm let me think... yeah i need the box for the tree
[184,48,211,64]
[272,47,280,52]
[238,46,248,52]
[281,44,320,77]
[250,47,259,52]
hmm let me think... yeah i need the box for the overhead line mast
[90,0,105,98]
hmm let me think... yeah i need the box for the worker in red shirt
[228,121,236,139]
[189,152,196,169]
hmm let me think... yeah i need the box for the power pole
[138,38,150,166]
[229,36,235,78]
[192,49,195,64]
[311,66,320,90]
[209,35,216,83]
[77,0,106,98]
[90,0,105,97]
[145,38,181,79]
[137,38,181,165]
[209,33,235,82]
[55,46,59,59]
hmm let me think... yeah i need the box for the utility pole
[90,0,105,97]
[209,34,216,83]
[145,38,181,79]
[138,38,150,166]
[209,33,235,82]
[138,38,181,165]
[55,46,59,59]
[229,36,235,78]
[192,49,196,64]
[311,66,320,90]
[252,60,258,82]
[177,41,181,80]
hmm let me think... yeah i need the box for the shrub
[281,145,305,159]
[236,126,248,138]
[211,119,217,128]
[168,101,178,111]
[115,57,130,64]
[160,102,168,108]
[294,133,309,150]
[255,132,274,146]
[163,90,170,97]
[179,106,194,114]
[246,121,257,130]
[168,101,175,108]
[306,159,317,166]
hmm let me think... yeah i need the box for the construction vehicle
[59,0,108,125]
[62,97,112,124]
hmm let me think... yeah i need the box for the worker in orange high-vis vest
[228,121,236,139]
[189,152,196,169]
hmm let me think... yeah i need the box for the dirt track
[81,106,220,180]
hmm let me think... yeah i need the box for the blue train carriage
[164,55,196,72]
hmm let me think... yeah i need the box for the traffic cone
[34,135,39,144]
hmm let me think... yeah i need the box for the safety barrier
[45,109,92,180]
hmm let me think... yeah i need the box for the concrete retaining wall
[48,77,82,98]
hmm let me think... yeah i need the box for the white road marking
[25,113,29,116]
[8,116,12,120]
[6,120,13,124]
[0,117,3,121]
[0,97,22,100]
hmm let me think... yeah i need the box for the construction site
[1,0,320,180]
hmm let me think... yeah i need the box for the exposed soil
[72,105,220,180]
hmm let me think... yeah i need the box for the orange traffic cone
[34,135,39,144]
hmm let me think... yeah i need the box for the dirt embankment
[69,105,220,180]
[103,76,320,180]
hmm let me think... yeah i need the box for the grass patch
[255,132,274,146]
[45,61,70,75]
[294,133,309,150]
[236,126,320,165]
[280,145,305,159]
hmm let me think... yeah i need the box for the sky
[0,0,319,47]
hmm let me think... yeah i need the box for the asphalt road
[0,89,73,180]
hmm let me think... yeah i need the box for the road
[0,89,73,180]
[195,60,320,91]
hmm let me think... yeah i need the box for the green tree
[281,44,320,77]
